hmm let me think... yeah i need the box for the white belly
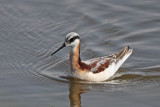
[72,51,132,82]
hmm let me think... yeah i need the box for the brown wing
[82,56,114,74]
[92,58,112,74]
[80,46,131,73]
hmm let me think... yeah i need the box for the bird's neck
[70,42,82,71]
[70,42,92,72]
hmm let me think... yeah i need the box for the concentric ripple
[0,0,160,106]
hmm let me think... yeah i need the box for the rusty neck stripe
[71,42,111,73]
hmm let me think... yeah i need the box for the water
[0,0,160,107]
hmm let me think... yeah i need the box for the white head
[64,32,80,47]
[51,32,80,55]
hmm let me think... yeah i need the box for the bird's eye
[69,38,75,42]
[69,36,79,43]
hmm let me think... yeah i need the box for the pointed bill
[51,43,66,56]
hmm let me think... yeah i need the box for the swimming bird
[51,32,132,82]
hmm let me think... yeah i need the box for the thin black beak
[51,43,66,56]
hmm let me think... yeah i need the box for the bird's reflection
[69,78,89,107]
[64,75,124,107]
[68,78,123,107]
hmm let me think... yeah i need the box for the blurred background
[0,0,160,107]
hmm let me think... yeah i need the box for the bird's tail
[115,46,133,63]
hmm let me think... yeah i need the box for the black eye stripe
[69,36,79,42]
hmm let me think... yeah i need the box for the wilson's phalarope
[51,32,133,82]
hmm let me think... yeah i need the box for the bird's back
[72,46,132,82]
[80,46,133,81]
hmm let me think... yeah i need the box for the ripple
[38,66,159,86]
[0,0,160,106]
[39,70,127,85]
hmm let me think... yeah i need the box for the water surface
[0,0,160,107]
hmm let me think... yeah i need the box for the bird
[51,32,133,82]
